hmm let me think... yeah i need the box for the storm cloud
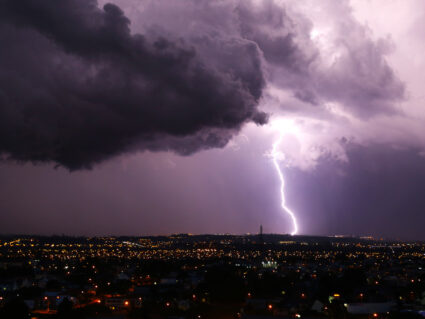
[1,0,424,238]
[0,0,268,169]
[0,0,406,170]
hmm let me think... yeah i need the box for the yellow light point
[271,129,298,236]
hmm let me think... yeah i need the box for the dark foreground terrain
[0,234,425,319]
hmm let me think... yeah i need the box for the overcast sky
[1,0,425,239]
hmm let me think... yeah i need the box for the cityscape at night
[1,234,425,318]
[2,0,425,318]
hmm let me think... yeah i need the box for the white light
[271,129,299,236]
[310,28,321,40]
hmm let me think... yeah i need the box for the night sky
[1,0,425,239]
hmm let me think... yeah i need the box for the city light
[0,235,422,318]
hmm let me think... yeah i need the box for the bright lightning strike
[271,131,299,236]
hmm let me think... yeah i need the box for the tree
[0,297,30,319]
[57,297,74,318]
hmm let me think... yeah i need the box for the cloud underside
[0,0,404,169]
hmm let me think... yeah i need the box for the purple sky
[1,0,425,239]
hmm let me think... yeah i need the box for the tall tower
[259,224,264,244]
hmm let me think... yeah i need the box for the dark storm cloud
[0,0,406,170]
[0,0,267,169]
[236,1,316,73]
[286,144,425,239]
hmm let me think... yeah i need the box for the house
[346,302,396,315]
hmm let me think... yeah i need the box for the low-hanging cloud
[0,0,406,169]
[0,0,268,169]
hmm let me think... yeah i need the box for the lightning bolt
[271,131,299,236]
